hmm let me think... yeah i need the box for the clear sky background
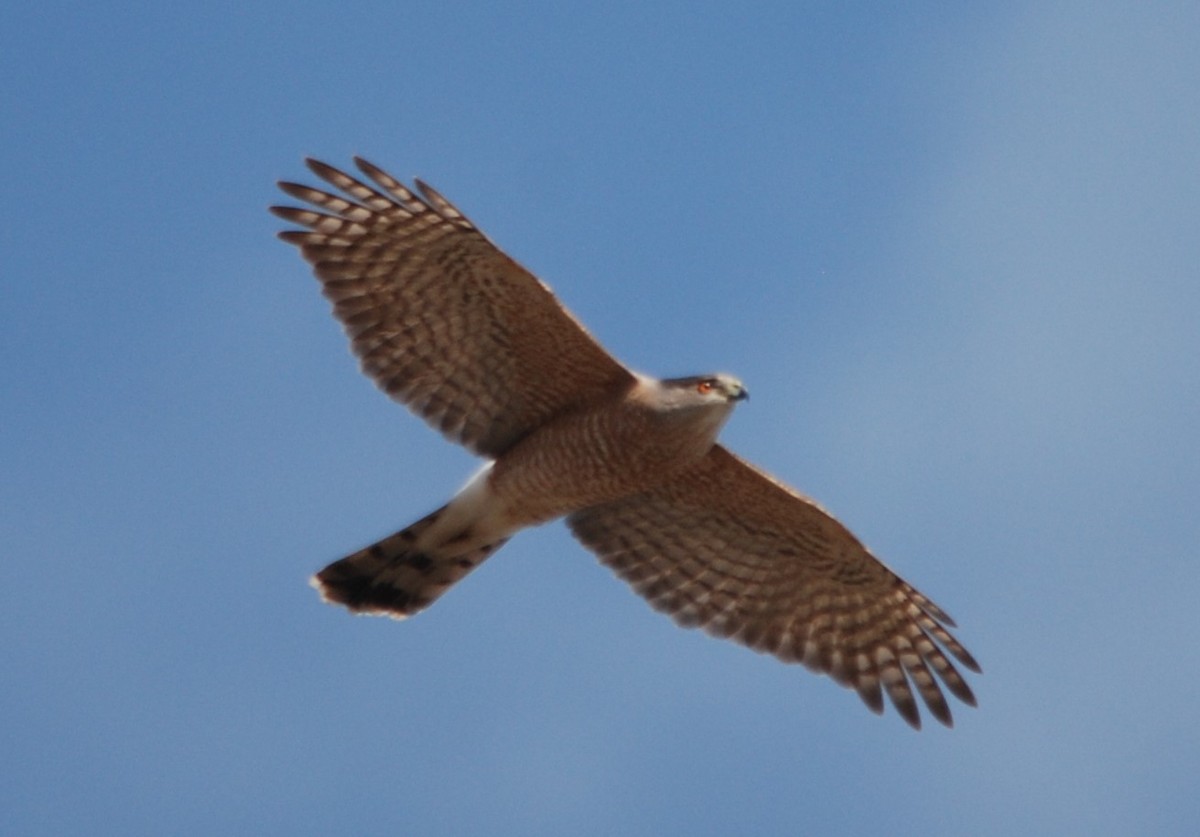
[3,3,1198,835]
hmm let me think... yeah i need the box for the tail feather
[312,506,509,619]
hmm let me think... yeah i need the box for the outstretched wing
[272,158,635,457]
[568,445,980,729]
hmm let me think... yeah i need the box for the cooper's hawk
[272,158,980,729]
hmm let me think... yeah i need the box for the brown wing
[272,158,635,457]
[568,444,980,729]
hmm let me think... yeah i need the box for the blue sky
[3,3,1199,835]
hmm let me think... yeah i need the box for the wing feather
[568,445,980,729]
[272,158,634,457]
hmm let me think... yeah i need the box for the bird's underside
[272,156,981,729]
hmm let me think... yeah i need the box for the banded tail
[311,505,510,619]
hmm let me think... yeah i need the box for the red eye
[697,380,714,394]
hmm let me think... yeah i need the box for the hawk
[272,158,980,729]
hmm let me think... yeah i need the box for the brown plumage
[272,157,980,729]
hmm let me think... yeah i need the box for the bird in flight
[272,158,980,729]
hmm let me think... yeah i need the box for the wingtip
[899,708,922,731]
[304,157,346,182]
[927,700,955,729]
[961,651,983,675]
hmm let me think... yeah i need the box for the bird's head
[651,372,749,411]
[635,372,748,448]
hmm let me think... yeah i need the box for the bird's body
[491,374,744,518]
[273,158,980,728]
[315,371,745,618]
